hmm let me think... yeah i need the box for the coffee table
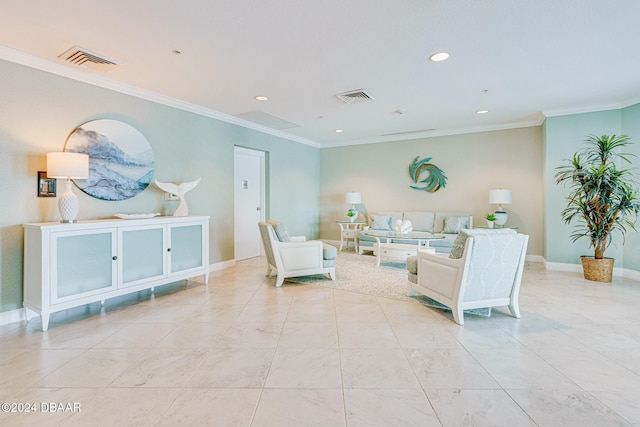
[362,230,445,267]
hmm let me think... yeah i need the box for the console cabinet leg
[41,312,50,331]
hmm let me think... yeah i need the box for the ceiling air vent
[58,46,121,73]
[381,128,436,137]
[336,89,375,104]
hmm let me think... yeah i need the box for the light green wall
[622,103,640,271]
[236,135,320,236]
[0,59,320,313]
[541,119,549,265]
[3,56,639,315]
[319,127,544,256]
[543,107,640,269]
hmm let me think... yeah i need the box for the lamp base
[494,210,508,227]
[58,180,79,223]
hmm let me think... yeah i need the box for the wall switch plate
[164,192,179,201]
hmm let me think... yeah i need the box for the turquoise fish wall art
[408,156,447,192]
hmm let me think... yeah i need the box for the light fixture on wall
[345,192,362,222]
[46,152,89,223]
[489,189,512,226]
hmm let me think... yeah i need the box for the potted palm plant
[555,134,640,282]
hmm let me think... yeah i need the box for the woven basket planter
[580,256,614,283]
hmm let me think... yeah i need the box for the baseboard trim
[525,255,544,263]
[544,259,640,281]
[622,268,640,282]
[210,259,236,272]
[325,239,340,247]
[544,261,583,273]
[0,308,26,327]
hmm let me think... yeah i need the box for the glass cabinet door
[119,225,167,288]
[168,223,204,275]
[51,229,117,303]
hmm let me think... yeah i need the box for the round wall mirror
[64,119,155,201]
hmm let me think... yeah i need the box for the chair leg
[509,300,521,319]
[328,269,336,280]
[452,307,464,325]
[406,283,416,297]
[265,265,274,277]
[275,275,285,287]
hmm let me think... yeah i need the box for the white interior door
[234,147,265,260]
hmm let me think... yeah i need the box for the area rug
[286,251,413,301]
[286,251,490,317]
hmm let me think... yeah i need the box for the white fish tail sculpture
[155,178,201,216]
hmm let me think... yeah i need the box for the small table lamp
[345,192,361,222]
[46,152,89,223]
[489,189,512,226]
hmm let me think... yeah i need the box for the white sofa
[358,211,473,255]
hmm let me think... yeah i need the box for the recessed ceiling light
[429,52,450,62]
[476,110,489,115]
[334,129,344,133]
[254,95,269,101]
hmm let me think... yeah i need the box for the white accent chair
[407,229,529,325]
[258,221,337,287]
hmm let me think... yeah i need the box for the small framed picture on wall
[38,171,56,197]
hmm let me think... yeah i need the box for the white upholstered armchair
[407,228,529,325]
[258,221,337,287]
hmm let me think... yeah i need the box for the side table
[336,221,366,252]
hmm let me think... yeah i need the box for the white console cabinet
[23,216,209,331]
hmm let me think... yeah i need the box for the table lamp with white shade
[489,189,512,226]
[345,191,361,222]
[46,152,89,223]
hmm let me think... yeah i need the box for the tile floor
[1,255,639,426]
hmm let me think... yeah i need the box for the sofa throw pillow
[443,216,463,234]
[267,220,291,242]
[449,231,468,259]
[448,228,517,259]
[370,215,392,230]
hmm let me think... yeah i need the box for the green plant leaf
[555,134,640,259]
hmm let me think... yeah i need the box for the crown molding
[541,100,630,118]
[622,94,640,109]
[4,45,638,151]
[320,117,544,148]
[0,45,320,148]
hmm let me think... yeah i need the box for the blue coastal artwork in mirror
[64,119,155,201]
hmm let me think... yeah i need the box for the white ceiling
[1,0,640,147]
